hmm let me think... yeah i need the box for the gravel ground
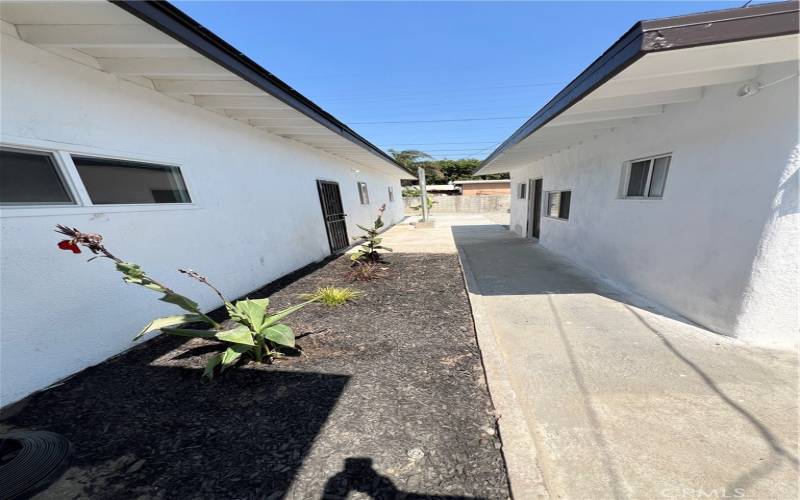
[3,253,510,500]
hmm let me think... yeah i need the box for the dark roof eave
[111,0,412,178]
[477,1,799,174]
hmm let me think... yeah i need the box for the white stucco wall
[0,35,405,405]
[508,61,798,347]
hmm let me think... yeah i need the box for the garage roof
[476,1,799,175]
[0,0,415,179]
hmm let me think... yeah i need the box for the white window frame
[0,136,199,218]
[619,153,671,200]
[388,185,395,202]
[357,181,370,205]
[545,190,571,221]
[0,145,79,207]
[518,183,527,199]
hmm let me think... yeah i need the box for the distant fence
[404,194,510,214]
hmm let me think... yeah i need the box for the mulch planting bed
[3,253,510,500]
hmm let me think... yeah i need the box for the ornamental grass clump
[351,204,392,264]
[344,262,386,282]
[300,286,362,306]
[55,225,315,379]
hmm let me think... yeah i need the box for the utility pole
[417,166,429,222]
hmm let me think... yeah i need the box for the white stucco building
[475,2,799,347]
[0,1,413,406]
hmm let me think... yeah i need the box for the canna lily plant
[55,225,315,379]
[351,204,392,263]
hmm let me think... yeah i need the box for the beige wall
[404,194,510,213]
[461,183,510,196]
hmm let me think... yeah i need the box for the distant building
[453,180,511,196]
[424,185,462,195]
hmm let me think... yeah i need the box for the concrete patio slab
[449,218,799,500]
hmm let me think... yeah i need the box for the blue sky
[176,1,761,160]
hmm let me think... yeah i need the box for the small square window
[72,155,191,205]
[621,154,670,199]
[388,186,395,202]
[546,190,570,220]
[1,147,74,206]
[518,183,527,199]
[357,182,369,205]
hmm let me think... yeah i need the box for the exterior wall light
[737,80,761,98]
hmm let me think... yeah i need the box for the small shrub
[410,195,437,214]
[345,262,386,282]
[351,204,392,263]
[54,225,316,379]
[300,286,362,306]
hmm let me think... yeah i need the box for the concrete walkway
[385,214,799,500]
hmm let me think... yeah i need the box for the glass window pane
[73,156,191,205]
[547,191,560,217]
[626,160,650,197]
[358,182,369,204]
[559,191,571,219]
[648,156,670,197]
[1,148,73,205]
[388,186,394,202]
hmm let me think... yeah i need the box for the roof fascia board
[110,0,411,178]
[477,1,799,173]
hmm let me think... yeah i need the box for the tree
[388,149,509,184]
[430,158,510,182]
[388,149,444,184]
[388,149,431,175]
[436,159,481,181]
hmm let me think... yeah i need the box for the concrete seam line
[455,246,551,500]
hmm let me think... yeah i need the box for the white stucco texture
[0,35,406,405]
[508,61,798,347]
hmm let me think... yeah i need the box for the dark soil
[3,253,510,500]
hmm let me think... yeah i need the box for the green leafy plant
[300,286,362,306]
[351,204,392,263]
[55,225,315,379]
[411,195,437,214]
[402,186,421,198]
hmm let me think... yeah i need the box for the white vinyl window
[72,155,191,205]
[1,147,75,206]
[358,182,370,205]
[1,140,196,216]
[518,183,527,199]
[388,186,395,202]
[546,190,571,220]
[621,154,671,199]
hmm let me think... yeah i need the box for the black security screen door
[317,180,349,253]
[531,179,543,239]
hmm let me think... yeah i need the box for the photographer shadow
[322,457,484,500]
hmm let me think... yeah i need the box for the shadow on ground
[3,251,509,499]
[625,305,799,493]
[451,221,799,498]
[451,224,699,327]
[322,457,483,500]
[4,334,349,499]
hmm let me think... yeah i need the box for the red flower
[57,240,81,254]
